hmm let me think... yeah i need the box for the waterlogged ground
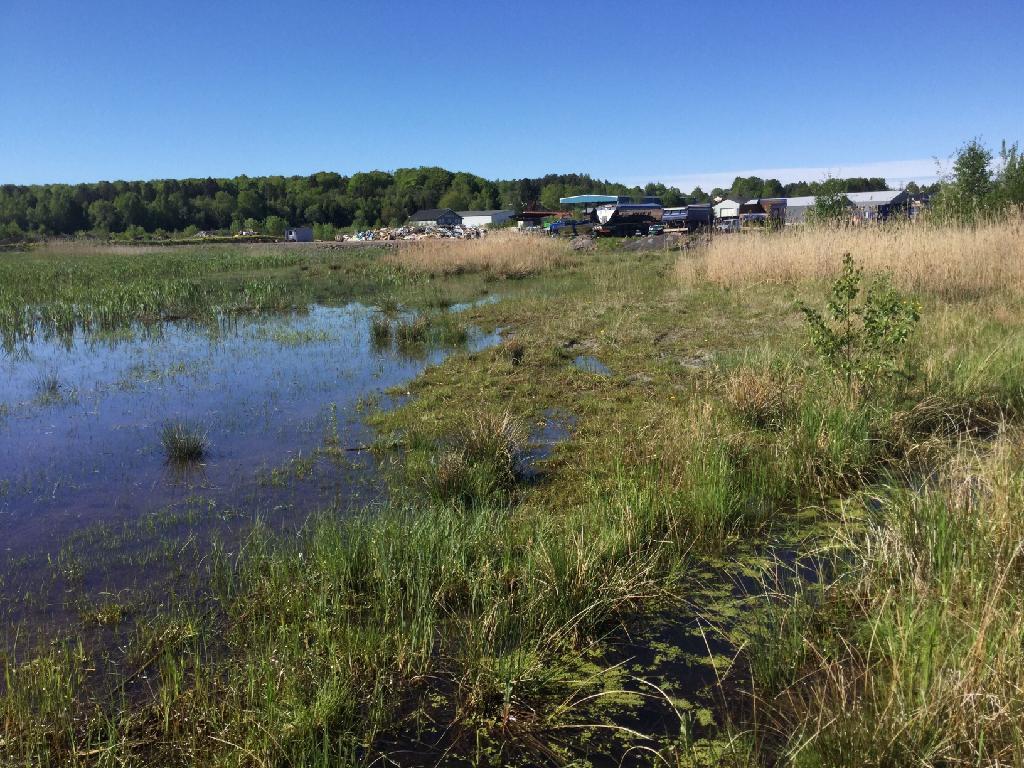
[5,241,1008,767]
[0,302,498,629]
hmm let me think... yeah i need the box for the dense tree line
[0,164,951,241]
[0,168,675,239]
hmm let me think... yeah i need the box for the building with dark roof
[408,208,463,227]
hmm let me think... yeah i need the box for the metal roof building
[783,195,818,225]
[845,191,906,205]
[780,191,910,224]
[456,210,515,227]
[846,190,910,221]
[408,208,463,227]
[559,194,620,205]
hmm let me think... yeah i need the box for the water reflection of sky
[0,304,498,557]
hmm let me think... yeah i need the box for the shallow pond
[573,354,612,375]
[0,304,497,622]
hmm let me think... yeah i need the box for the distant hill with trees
[0,167,929,240]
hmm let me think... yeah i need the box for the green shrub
[801,254,920,400]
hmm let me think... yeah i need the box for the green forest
[0,166,904,240]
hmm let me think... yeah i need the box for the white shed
[713,198,742,219]
[456,210,515,228]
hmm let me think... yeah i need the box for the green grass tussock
[160,421,208,463]
[420,410,526,507]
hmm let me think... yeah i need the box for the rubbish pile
[569,234,596,252]
[337,225,486,242]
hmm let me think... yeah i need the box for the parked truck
[662,204,712,232]
[593,196,664,237]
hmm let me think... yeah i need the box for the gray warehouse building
[409,208,463,227]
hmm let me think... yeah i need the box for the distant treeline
[0,166,930,240]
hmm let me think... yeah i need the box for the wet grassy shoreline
[2,234,1023,766]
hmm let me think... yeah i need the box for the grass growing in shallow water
[160,421,208,463]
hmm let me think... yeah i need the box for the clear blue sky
[2,0,1022,190]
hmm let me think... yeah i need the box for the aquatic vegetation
[251,326,333,346]
[370,315,392,347]
[0,243,407,350]
[394,315,429,344]
[394,313,468,348]
[160,421,208,463]
[33,373,64,405]
[421,410,526,506]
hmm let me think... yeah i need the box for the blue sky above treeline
[1,0,1021,189]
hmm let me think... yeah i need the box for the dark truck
[593,196,664,237]
[662,204,713,232]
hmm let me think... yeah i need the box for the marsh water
[0,303,498,627]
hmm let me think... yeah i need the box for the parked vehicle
[594,196,664,237]
[548,219,594,237]
[662,204,712,232]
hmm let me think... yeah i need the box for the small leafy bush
[801,254,920,400]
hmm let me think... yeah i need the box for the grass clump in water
[422,410,526,507]
[370,315,392,348]
[394,315,430,345]
[33,373,63,405]
[160,421,208,463]
[394,313,469,349]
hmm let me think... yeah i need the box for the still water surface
[0,303,497,561]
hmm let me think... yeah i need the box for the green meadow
[1,229,1022,767]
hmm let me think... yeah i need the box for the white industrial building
[457,210,515,228]
[712,198,742,219]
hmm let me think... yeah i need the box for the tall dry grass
[385,230,576,278]
[680,216,1024,297]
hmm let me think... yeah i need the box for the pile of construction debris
[336,225,487,242]
[569,234,596,252]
